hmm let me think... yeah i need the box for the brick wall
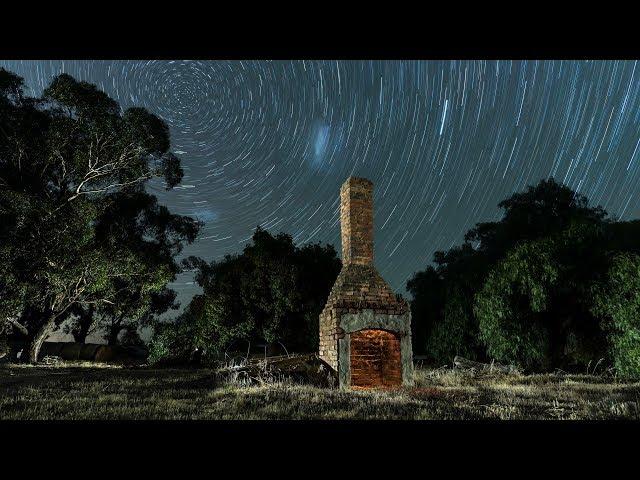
[318,266,408,373]
[318,308,340,371]
[340,177,374,266]
[319,177,411,386]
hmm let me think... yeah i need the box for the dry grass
[1,363,639,420]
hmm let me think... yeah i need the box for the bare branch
[66,174,153,201]
[6,317,28,336]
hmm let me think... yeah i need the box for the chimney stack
[320,176,413,388]
[340,177,374,266]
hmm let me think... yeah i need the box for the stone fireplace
[319,177,413,389]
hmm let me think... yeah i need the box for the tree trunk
[106,326,121,346]
[72,305,95,344]
[72,319,93,343]
[0,333,8,360]
[73,331,88,344]
[28,316,56,363]
[7,316,28,336]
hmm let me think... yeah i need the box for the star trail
[3,60,640,308]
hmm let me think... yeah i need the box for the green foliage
[120,327,145,347]
[407,267,443,357]
[0,68,200,360]
[409,177,620,372]
[465,178,607,261]
[149,227,341,364]
[475,238,558,369]
[426,284,480,364]
[147,322,181,365]
[148,293,255,365]
[475,222,611,371]
[591,253,640,379]
[408,242,490,362]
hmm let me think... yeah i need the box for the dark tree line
[148,227,341,365]
[0,68,200,361]
[408,178,640,378]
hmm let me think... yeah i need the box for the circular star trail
[4,60,640,307]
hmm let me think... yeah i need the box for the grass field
[1,363,639,420]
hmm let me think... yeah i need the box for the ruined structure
[319,177,413,389]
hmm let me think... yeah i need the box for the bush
[474,221,613,372]
[474,238,559,370]
[591,253,640,379]
[408,179,615,372]
[407,266,444,357]
[426,285,481,364]
[153,228,341,365]
[147,321,187,365]
[147,293,256,366]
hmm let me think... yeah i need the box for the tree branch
[6,317,28,336]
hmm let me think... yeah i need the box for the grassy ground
[1,363,639,420]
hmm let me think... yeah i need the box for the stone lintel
[337,310,414,388]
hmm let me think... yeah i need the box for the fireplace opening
[350,329,402,389]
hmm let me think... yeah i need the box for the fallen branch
[453,356,521,374]
[216,353,337,387]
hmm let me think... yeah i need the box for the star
[4,59,639,310]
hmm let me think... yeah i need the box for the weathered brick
[319,177,412,386]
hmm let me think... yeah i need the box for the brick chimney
[318,177,413,389]
[340,177,374,266]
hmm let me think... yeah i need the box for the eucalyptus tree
[0,68,200,361]
[149,227,341,364]
[407,178,611,365]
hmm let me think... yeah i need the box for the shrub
[591,253,640,379]
[474,238,559,370]
[407,266,445,357]
[426,285,481,364]
[147,293,255,366]
[147,321,187,365]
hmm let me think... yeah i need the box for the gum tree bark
[28,314,57,363]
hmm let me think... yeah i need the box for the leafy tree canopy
[407,177,615,367]
[0,68,201,361]
[149,227,341,365]
[591,253,640,379]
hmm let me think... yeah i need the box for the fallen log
[217,353,337,387]
[453,356,521,374]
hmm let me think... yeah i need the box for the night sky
[3,60,640,311]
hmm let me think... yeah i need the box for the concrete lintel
[339,309,411,336]
[337,309,414,388]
